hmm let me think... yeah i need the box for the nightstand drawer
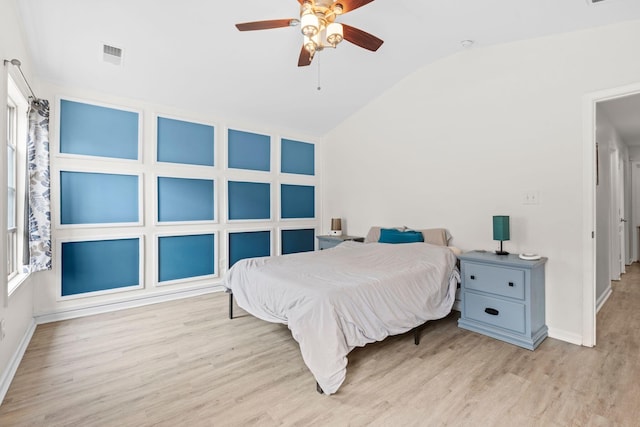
[464,292,526,334]
[464,263,525,300]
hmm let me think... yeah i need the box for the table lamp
[493,215,510,255]
[330,218,342,236]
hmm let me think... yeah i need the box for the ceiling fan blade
[298,46,313,67]
[342,24,383,51]
[236,19,295,31]
[335,0,375,14]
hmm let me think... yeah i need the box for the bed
[222,227,459,395]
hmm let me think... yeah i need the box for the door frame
[610,150,625,280]
[632,161,640,262]
[583,81,640,347]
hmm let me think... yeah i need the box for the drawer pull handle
[470,275,476,280]
[508,282,514,287]
[485,308,499,316]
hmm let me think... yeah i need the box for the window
[6,75,29,293]
[6,100,17,280]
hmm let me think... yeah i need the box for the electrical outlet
[0,319,5,341]
[523,191,540,205]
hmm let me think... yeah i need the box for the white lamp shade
[326,22,343,45]
[304,35,317,54]
[301,12,320,36]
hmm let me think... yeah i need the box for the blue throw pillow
[378,228,425,244]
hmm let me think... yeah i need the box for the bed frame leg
[414,322,428,345]
[227,290,234,319]
[316,382,324,394]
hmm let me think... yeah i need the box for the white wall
[628,145,640,160]
[0,0,37,399]
[323,20,640,344]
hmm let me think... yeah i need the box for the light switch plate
[523,191,540,205]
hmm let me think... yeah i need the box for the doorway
[584,82,640,347]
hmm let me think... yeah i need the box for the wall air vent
[102,44,123,66]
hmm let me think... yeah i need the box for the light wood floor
[1,266,640,427]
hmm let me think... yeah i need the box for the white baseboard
[547,327,583,346]
[596,286,613,314]
[0,319,36,406]
[35,285,224,324]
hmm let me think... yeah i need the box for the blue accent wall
[281,139,314,175]
[281,184,315,219]
[228,181,270,220]
[55,95,320,302]
[157,117,214,166]
[61,238,140,296]
[158,234,215,282]
[59,99,139,160]
[282,229,315,254]
[228,129,270,171]
[229,231,271,267]
[157,177,214,222]
[60,171,139,224]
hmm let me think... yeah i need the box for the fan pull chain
[317,54,321,91]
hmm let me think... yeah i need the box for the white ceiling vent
[102,44,123,66]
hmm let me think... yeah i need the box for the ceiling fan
[235,0,383,67]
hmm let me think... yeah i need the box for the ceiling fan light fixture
[304,35,318,54]
[301,11,320,36]
[326,22,343,45]
[234,0,383,67]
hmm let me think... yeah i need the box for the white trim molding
[583,81,640,348]
[0,318,36,405]
[36,285,223,325]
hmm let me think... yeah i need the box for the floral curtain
[24,99,51,272]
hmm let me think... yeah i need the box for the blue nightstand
[316,235,364,250]
[457,251,548,350]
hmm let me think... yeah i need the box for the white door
[632,162,640,262]
[617,154,626,274]
[609,151,622,280]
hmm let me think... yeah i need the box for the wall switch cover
[523,191,540,205]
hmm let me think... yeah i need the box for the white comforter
[223,241,458,395]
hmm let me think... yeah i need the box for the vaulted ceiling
[16,0,640,137]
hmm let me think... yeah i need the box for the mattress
[223,241,459,395]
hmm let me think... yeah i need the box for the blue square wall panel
[282,229,315,254]
[228,129,270,171]
[281,139,314,175]
[281,184,314,219]
[228,181,270,220]
[229,231,271,267]
[157,117,214,166]
[157,177,214,222]
[158,234,215,282]
[61,238,140,296]
[60,171,139,225]
[60,99,139,160]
